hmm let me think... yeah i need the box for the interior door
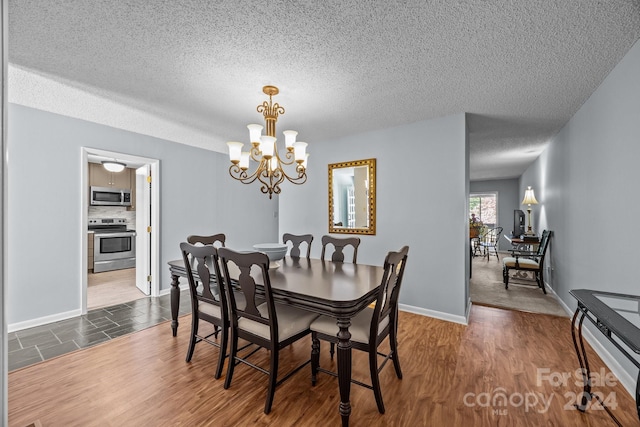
[135,165,151,295]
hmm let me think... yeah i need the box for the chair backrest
[482,227,503,245]
[282,233,313,258]
[369,246,409,343]
[180,242,227,318]
[536,230,553,259]
[187,233,226,247]
[185,234,226,272]
[320,235,361,263]
[217,247,278,342]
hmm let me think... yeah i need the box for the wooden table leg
[170,272,180,336]
[336,317,352,427]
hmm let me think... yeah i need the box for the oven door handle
[94,232,136,238]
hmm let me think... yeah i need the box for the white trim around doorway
[80,147,160,314]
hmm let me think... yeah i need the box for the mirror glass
[328,158,376,235]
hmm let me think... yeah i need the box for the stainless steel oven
[90,218,136,273]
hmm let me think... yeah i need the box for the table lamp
[521,186,539,236]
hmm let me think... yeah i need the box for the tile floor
[8,290,192,371]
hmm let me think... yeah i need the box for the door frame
[80,147,160,313]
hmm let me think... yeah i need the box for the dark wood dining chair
[180,242,228,379]
[503,230,552,293]
[320,235,361,263]
[217,247,319,414]
[310,245,409,414]
[282,233,313,258]
[187,233,226,247]
[185,233,227,305]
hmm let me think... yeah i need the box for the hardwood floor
[88,268,147,310]
[8,305,640,426]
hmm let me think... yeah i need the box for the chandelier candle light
[521,186,539,236]
[226,85,308,199]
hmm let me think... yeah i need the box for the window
[469,193,498,228]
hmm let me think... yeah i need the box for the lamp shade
[226,141,243,164]
[521,186,539,205]
[283,130,298,150]
[293,141,307,162]
[102,161,126,173]
[259,136,276,158]
[247,124,263,145]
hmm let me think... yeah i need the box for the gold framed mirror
[328,158,376,235]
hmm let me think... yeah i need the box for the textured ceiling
[7,0,640,180]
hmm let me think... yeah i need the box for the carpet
[470,253,568,317]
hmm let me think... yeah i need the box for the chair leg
[504,267,509,289]
[311,333,320,386]
[265,348,279,414]
[389,324,403,379]
[369,346,385,414]
[538,271,547,294]
[185,313,199,362]
[330,342,335,360]
[214,324,228,380]
[224,328,238,390]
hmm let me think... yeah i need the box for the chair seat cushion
[310,307,389,344]
[238,302,318,342]
[198,301,221,318]
[502,257,539,269]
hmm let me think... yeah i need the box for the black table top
[570,289,640,354]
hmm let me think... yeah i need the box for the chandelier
[226,85,308,199]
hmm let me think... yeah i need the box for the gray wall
[7,104,278,325]
[1,0,7,422]
[279,113,470,319]
[521,40,640,388]
[470,178,519,251]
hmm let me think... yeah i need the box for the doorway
[81,148,160,313]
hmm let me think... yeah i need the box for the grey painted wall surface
[520,40,640,385]
[279,113,469,318]
[7,104,278,325]
[470,178,519,251]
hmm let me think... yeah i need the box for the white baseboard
[8,309,82,333]
[399,303,468,325]
[159,282,188,296]
[545,282,637,400]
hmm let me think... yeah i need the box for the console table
[570,289,640,424]
[503,234,540,251]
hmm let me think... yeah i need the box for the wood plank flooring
[8,305,640,426]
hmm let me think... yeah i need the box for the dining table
[168,255,386,426]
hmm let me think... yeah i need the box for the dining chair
[282,233,313,258]
[320,235,360,263]
[217,247,319,414]
[479,226,503,260]
[503,230,552,293]
[320,234,362,358]
[187,233,226,247]
[185,233,227,305]
[180,242,228,379]
[310,245,409,414]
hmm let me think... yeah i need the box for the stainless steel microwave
[90,186,132,206]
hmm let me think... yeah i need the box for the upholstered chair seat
[502,257,539,270]
[238,303,319,341]
[310,309,389,345]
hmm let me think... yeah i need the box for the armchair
[502,230,552,294]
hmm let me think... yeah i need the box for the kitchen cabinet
[89,162,131,189]
[88,232,94,272]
